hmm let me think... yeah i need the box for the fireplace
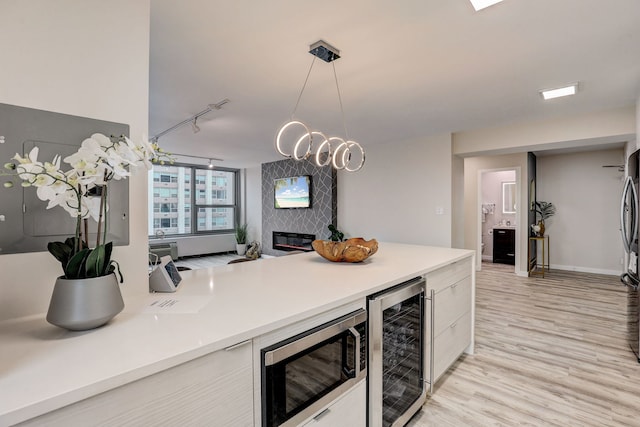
[272,232,316,252]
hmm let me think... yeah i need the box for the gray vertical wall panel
[0,103,130,255]
[261,159,337,256]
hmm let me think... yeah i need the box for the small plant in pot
[235,223,248,255]
[328,224,344,242]
[532,201,556,237]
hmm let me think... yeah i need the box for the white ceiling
[149,0,640,169]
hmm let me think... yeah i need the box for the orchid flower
[3,132,171,243]
[2,133,172,281]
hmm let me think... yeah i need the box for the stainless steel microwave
[261,309,367,427]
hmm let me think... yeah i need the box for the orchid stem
[95,171,108,247]
[83,218,89,248]
[75,215,82,253]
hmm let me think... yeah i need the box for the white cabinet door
[302,380,366,427]
[432,276,472,337]
[424,258,473,387]
[426,311,473,381]
[17,341,254,427]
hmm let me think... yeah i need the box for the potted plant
[1,133,170,330]
[235,223,248,255]
[532,201,556,236]
[328,224,344,242]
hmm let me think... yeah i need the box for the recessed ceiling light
[469,0,504,11]
[540,83,578,100]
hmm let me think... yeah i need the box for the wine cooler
[368,277,426,427]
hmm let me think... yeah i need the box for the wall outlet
[435,207,444,215]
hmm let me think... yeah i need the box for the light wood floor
[408,263,640,427]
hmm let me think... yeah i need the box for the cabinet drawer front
[302,380,366,427]
[425,311,472,384]
[426,257,472,294]
[433,276,472,338]
[18,341,254,427]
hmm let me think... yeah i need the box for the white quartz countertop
[0,242,473,426]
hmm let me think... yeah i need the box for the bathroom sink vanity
[493,227,515,265]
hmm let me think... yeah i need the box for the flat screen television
[274,175,311,209]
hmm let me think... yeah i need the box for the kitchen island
[0,242,474,426]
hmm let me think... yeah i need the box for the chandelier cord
[291,56,317,119]
[332,61,349,140]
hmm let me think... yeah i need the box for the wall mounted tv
[274,175,312,209]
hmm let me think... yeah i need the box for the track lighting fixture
[151,98,229,142]
[169,152,223,164]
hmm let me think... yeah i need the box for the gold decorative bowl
[312,238,379,263]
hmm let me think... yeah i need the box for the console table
[528,235,550,277]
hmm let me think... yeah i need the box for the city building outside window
[148,164,239,237]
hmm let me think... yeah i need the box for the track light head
[208,159,213,168]
[208,98,230,110]
[191,118,200,133]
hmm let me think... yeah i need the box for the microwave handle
[264,309,367,366]
[342,327,361,379]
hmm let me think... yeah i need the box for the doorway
[478,167,520,274]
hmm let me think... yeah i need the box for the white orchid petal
[27,146,39,163]
[91,133,112,148]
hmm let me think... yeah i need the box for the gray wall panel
[261,159,337,256]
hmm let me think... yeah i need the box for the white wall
[338,133,452,247]
[451,155,465,248]
[453,106,635,156]
[537,148,625,275]
[245,165,263,245]
[0,1,151,321]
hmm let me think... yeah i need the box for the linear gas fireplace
[272,232,315,252]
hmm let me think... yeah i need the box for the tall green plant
[534,201,556,222]
[235,223,248,244]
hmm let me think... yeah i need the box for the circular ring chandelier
[274,40,366,172]
[275,124,365,172]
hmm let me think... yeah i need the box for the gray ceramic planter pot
[46,273,124,331]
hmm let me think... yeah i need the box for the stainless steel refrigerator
[620,149,640,362]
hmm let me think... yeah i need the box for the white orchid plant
[1,133,171,281]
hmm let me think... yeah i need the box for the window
[149,164,239,237]
[157,188,177,199]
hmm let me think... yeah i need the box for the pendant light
[275,40,365,172]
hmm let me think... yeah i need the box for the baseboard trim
[550,264,622,277]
